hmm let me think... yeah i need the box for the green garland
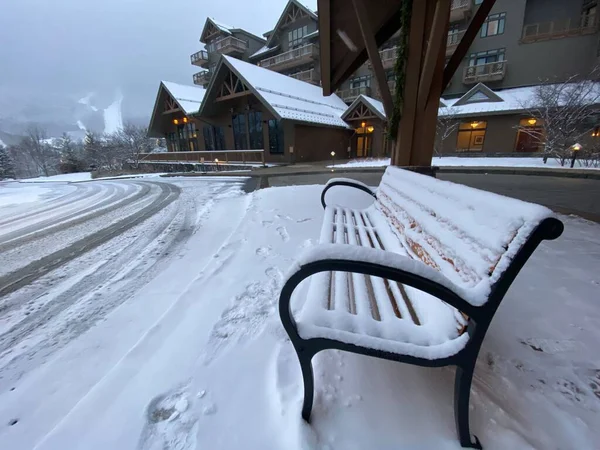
[388,0,413,140]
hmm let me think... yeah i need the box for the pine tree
[0,146,16,180]
[59,133,85,173]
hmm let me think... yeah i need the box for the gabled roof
[161,81,206,114]
[342,95,386,121]
[265,0,318,48]
[453,83,504,106]
[200,18,232,42]
[148,81,206,137]
[199,55,350,128]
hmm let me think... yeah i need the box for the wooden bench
[278,166,563,449]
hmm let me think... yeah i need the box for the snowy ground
[330,156,600,170]
[0,179,598,449]
[18,172,93,183]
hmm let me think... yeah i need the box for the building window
[350,75,371,89]
[469,48,505,66]
[268,119,284,154]
[166,132,178,152]
[213,126,225,150]
[456,121,487,152]
[515,118,544,153]
[232,114,248,150]
[203,125,214,150]
[355,122,374,158]
[288,25,309,48]
[481,13,506,37]
[248,111,264,149]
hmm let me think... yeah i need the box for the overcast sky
[0,0,317,117]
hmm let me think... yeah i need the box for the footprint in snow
[276,226,290,242]
[138,389,198,450]
[256,246,272,258]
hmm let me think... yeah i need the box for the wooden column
[393,0,496,167]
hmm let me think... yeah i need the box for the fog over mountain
[0,0,317,140]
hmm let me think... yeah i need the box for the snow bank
[330,156,600,169]
[103,92,124,134]
[20,172,92,183]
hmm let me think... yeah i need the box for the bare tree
[17,127,60,177]
[435,106,460,156]
[112,123,154,169]
[518,66,600,166]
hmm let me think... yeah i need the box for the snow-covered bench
[278,166,564,449]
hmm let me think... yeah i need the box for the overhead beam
[443,0,497,90]
[215,91,252,102]
[319,0,332,95]
[351,0,394,119]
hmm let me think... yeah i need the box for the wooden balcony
[190,50,209,67]
[336,86,371,103]
[463,61,507,84]
[368,47,398,70]
[193,70,211,86]
[259,44,319,72]
[446,30,465,56]
[213,36,248,55]
[289,68,319,85]
[450,0,472,23]
[521,14,599,43]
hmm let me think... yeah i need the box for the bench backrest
[374,166,556,306]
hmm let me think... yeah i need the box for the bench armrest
[279,244,483,332]
[321,178,377,209]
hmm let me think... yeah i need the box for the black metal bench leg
[293,346,315,422]
[454,362,482,449]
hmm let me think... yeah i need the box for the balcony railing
[190,50,209,67]
[336,86,371,103]
[450,0,472,22]
[213,36,248,55]
[521,14,598,43]
[446,30,465,56]
[259,44,318,71]
[289,68,319,84]
[193,70,211,86]
[463,61,507,84]
[368,47,398,70]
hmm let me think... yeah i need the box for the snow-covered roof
[250,45,279,59]
[342,95,386,121]
[216,56,350,128]
[440,82,600,117]
[162,81,206,115]
[209,18,233,34]
[265,0,318,48]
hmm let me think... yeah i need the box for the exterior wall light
[173,119,179,125]
[367,126,374,133]
[183,117,189,123]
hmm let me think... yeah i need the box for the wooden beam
[393,0,428,166]
[351,0,394,119]
[416,0,451,112]
[443,0,497,90]
[215,91,252,102]
[162,108,181,115]
[318,0,332,95]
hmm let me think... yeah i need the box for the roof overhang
[317,0,404,95]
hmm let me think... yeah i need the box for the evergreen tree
[59,133,85,173]
[0,146,16,179]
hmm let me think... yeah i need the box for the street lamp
[331,151,336,169]
[570,143,582,168]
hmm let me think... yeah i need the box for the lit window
[481,13,506,38]
[456,121,487,152]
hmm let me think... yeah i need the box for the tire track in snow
[0,183,101,228]
[0,182,181,298]
[0,182,151,252]
[0,190,196,379]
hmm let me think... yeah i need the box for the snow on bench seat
[296,166,554,359]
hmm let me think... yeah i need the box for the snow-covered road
[0,178,598,450]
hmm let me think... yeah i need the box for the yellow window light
[183,117,189,123]
[470,121,480,128]
[361,121,366,128]
[173,118,179,125]
[527,118,537,126]
[367,126,374,133]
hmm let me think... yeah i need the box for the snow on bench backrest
[373,166,554,306]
